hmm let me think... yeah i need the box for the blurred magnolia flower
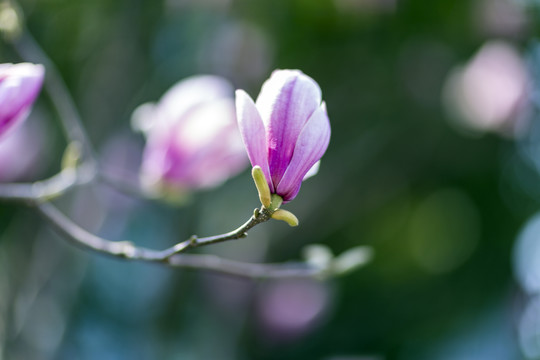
[442,41,529,137]
[132,75,248,197]
[0,117,47,182]
[236,69,331,203]
[0,62,44,139]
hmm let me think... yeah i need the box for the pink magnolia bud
[0,63,44,139]
[236,70,331,203]
[134,75,248,194]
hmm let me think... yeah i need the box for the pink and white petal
[0,108,30,137]
[131,102,157,135]
[276,103,330,202]
[173,100,248,189]
[255,70,322,186]
[0,64,44,119]
[140,140,170,189]
[303,160,320,181]
[235,89,274,191]
[158,75,234,128]
[0,63,44,138]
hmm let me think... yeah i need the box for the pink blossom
[0,63,44,139]
[236,70,331,202]
[0,118,47,182]
[134,75,248,193]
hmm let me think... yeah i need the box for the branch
[0,162,95,203]
[35,202,324,279]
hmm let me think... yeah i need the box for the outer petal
[140,77,249,192]
[303,160,320,181]
[255,70,322,186]
[169,99,248,188]
[235,89,274,192]
[156,75,234,130]
[0,63,44,137]
[131,102,157,135]
[276,103,331,201]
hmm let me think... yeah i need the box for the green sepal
[271,209,299,227]
[251,166,271,208]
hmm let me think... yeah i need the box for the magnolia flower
[0,63,44,138]
[133,75,248,195]
[0,118,47,181]
[235,69,331,204]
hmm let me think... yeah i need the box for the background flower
[0,118,48,182]
[133,75,248,196]
[0,62,44,138]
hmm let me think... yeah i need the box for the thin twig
[0,162,95,203]
[35,202,323,279]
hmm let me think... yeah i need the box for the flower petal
[303,160,320,181]
[235,89,274,192]
[159,75,233,117]
[139,76,249,192]
[0,63,44,137]
[131,102,157,135]
[164,99,247,188]
[276,102,331,202]
[255,70,322,186]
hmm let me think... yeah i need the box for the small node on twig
[189,235,198,245]
[239,232,248,238]
[253,208,260,218]
[116,241,136,258]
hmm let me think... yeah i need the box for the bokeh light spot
[409,189,481,274]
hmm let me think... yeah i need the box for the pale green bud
[251,166,271,208]
[271,209,299,227]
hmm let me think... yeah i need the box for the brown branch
[35,202,324,279]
